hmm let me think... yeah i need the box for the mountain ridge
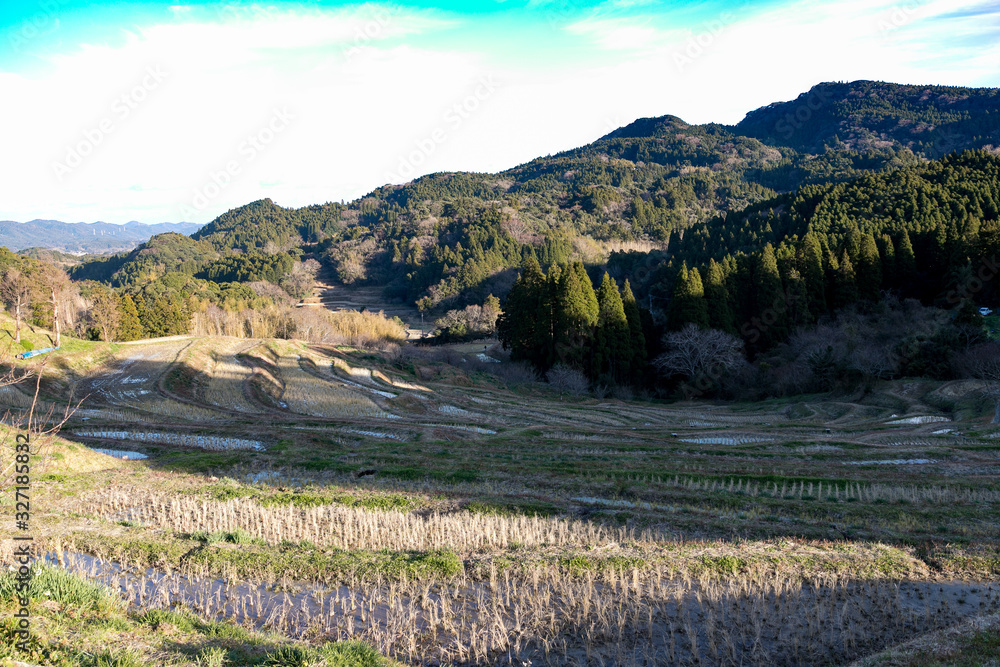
[73,79,1000,313]
[0,219,203,254]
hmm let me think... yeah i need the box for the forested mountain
[71,233,221,287]
[496,149,1000,397]
[119,79,995,316]
[735,81,1000,156]
[630,149,1000,344]
[60,79,1000,393]
[0,219,202,253]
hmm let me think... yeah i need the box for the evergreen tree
[844,226,862,266]
[592,273,631,384]
[117,293,143,341]
[928,222,949,276]
[755,244,783,313]
[823,245,841,308]
[832,250,859,308]
[878,234,897,288]
[497,256,548,369]
[897,229,917,291]
[784,268,812,328]
[753,244,787,349]
[799,232,827,318]
[667,263,709,330]
[141,296,190,337]
[734,253,756,326]
[621,279,647,382]
[857,233,883,301]
[572,262,599,318]
[704,259,736,333]
[553,262,598,368]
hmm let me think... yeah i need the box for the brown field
[1,316,999,665]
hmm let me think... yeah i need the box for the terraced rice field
[5,333,1000,666]
[73,430,266,452]
[277,352,395,419]
[197,339,264,414]
[81,340,224,421]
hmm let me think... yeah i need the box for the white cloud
[560,0,1000,125]
[0,0,998,224]
[567,17,661,51]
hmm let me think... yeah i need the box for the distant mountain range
[0,219,203,254]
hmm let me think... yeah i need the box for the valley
[1,77,999,666]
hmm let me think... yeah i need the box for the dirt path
[118,335,198,345]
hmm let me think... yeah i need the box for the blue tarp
[16,346,60,360]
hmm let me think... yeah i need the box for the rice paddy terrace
[297,267,433,340]
[3,335,1000,665]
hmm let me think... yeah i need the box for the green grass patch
[0,564,121,613]
[692,555,747,577]
[75,530,462,584]
[182,542,463,583]
[466,499,559,517]
[558,554,646,575]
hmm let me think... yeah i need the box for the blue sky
[2,0,999,224]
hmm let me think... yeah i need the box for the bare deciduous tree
[502,216,533,244]
[546,364,589,395]
[1,268,33,344]
[40,266,71,348]
[280,258,322,299]
[958,342,1000,424]
[849,342,896,389]
[655,324,746,384]
[90,287,122,342]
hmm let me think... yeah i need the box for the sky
[1,0,999,224]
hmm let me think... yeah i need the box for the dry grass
[636,474,1000,505]
[326,310,407,348]
[83,340,224,421]
[81,487,639,551]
